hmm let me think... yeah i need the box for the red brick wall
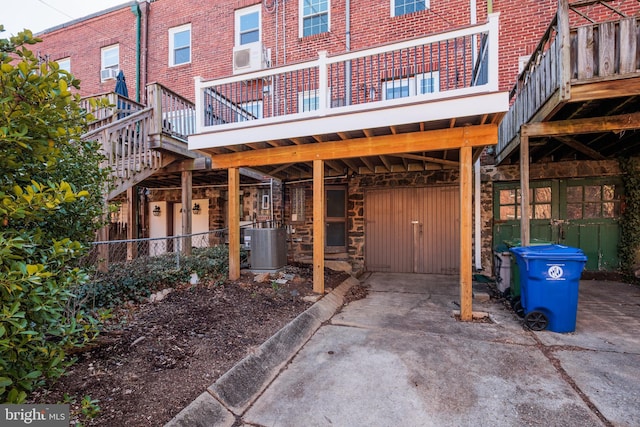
[32,1,640,102]
[37,5,138,97]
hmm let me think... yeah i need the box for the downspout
[345,0,351,105]
[471,0,483,271]
[487,0,493,14]
[131,2,142,102]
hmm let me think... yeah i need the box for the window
[57,57,70,73]
[566,184,621,220]
[392,0,428,17]
[382,72,439,100]
[497,186,552,220]
[235,5,261,46]
[299,91,320,112]
[169,24,191,66]
[300,0,329,37]
[291,187,306,222]
[239,100,263,121]
[101,44,119,81]
[297,89,330,112]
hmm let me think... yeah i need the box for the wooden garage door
[365,186,460,274]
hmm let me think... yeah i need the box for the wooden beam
[228,168,240,280]
[520,135,531,247]
[181,170,193,256]
[390,153,459,167]
[207,125,497,169]
[162,156,211,173]
[459,146,473,322]
[569,78,640,102]
[379,155,393,171]
[313,160,325,294]
[360,157,376,173]
[522,112,640,137]
[555,136,607,160]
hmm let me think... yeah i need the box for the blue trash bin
[509,244,587,333]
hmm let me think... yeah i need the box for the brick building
[31,1,640,311]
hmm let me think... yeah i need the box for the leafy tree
[0,26,108,403]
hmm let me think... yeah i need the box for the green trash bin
[503,238,553,316]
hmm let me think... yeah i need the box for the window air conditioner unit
[101,68,119,80]
[233,42,270,74]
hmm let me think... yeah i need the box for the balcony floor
[498,75,640,165]
[190,92,507,180]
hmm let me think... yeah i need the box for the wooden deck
[497,1,640,164]
[81,83,205,200]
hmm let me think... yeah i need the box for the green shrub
[76,245,233,310]
[1,29,107,403]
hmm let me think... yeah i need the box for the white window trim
[238,100,264,121]
[235,4,262,47]
[390,0,430,17]
[101,44,119,82]
[382,71,440,100]
[297,89,331,112]
[299,0,331,38]
[57,57,71,73]
[169,23,192,67]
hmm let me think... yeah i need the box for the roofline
[35,0,139,36]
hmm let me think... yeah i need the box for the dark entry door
[326,186,347,253]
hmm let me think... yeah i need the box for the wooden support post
[520,133,531,246]
[97,198,109,273]
[126,187,138,260]
[228,167,240,280]
[181,170,193,256]
[313,159,325,294]
[459,146,473,321]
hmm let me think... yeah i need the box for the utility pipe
[471,0,483,271]
[131,3,142,102]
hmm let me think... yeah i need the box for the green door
[492,178,622,271]
[493,180,555,248]
[559,179,622,271]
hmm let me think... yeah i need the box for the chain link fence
[80,229,229,273]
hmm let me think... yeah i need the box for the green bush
[76,245,233,310]
[1,28,107,403]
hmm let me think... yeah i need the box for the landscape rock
[254,273,270,283]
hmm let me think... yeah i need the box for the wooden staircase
[80,83,200,201]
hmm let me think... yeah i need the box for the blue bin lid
[510,244,587,261]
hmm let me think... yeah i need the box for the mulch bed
[29,266,352,426]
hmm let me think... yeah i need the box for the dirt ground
[29,265,357,426]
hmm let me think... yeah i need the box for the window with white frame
[169,24,191,66]
[392,0,429,17]
[238,100,263,121]
[297,89,331,112]
[101,44,119,80]
[382,72,439,100]
[291,187,306,222]
[300,0,330,37]
[235,5,261,46]
[57,57,71,73]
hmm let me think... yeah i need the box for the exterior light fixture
[193,203,201,215]
[153,205,161,216]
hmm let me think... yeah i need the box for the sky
[1,0,130,36]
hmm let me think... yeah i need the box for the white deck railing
[194,14,500,136]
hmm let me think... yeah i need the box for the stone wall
[281,159,623,277]
[147,183,278,237]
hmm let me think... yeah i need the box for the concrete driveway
[169,273,640,427]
